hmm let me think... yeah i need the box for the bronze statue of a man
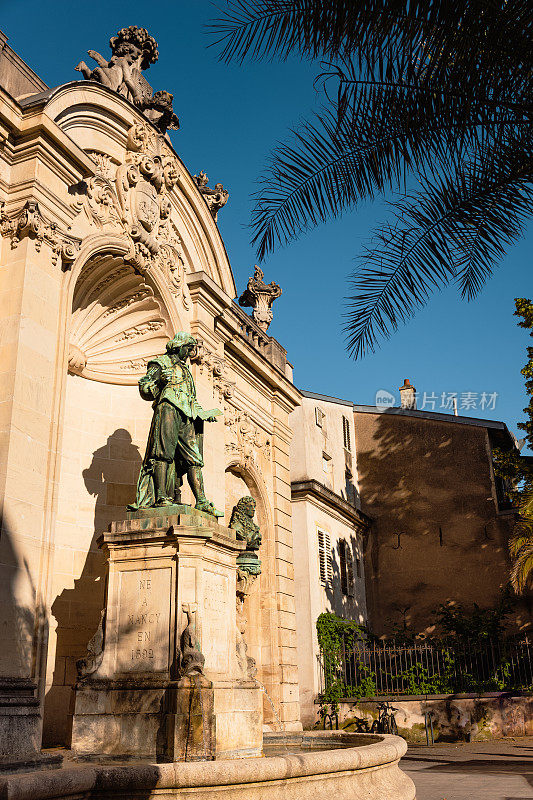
[129,332,222,516]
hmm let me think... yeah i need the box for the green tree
[210,1,533,357]
[493,298,533,591]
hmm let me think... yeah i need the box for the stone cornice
[0,89,96,179]
[186,270,232,318]
[291,479,371,530]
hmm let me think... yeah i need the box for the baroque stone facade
[0,36,301,756]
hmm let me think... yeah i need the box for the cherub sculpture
[75,27,180,135]
[75,26,158,107]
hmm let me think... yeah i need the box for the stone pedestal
[162,676,215,762]
[70,506,263,760]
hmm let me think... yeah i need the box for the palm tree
[209,1,533,357]
[510,494,533,593]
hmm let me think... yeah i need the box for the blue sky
[3,0,532,438]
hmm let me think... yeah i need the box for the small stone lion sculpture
[229,496,261,551]
[143,90,180,134]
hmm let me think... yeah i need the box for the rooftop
[300,389,516,443]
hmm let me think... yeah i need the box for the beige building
[0,33,302,756]
[290,392,369,726]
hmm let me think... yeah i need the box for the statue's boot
[154,461,173,506]
[188,466,223,517]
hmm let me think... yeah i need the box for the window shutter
[342,416,351,451]
[347,551,355,597]
[339,540,348,595]
[315,407,326,428]
[318,529,331,585]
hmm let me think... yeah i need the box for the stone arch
[225,459,281,726]
[67,250,175,385]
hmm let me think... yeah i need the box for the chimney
[399,378,416,410]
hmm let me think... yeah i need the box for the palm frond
[345,146,533,358]
[208,1,533,357]
[249,108,424,261]
[208,0,398,63]
[510,493,533,592]
[209,0,533,90]
[248,83,523,262]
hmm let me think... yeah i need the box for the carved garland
[224,408,271,467]
[191,339,235,402]
[0,200,81,269]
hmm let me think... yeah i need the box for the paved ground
[402,738,533,800]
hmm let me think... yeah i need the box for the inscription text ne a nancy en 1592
[116,568,171,672]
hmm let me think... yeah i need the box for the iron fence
[318,635,533,698]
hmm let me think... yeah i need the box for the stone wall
[353,408,527,635]
[290,395,368,727]
[336,694,533,742]
[0,73,303,754]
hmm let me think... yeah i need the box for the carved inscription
[116,569,171,673]
[201,571,230,674]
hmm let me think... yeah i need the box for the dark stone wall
[354,410,531,635]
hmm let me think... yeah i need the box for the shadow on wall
[42,429,142,747]
[325,535,366,625]
[355,410,526,637]
[0,511,48,755]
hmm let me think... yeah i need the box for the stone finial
[399,378,416,410]
[74,26,179,134]
[238,266,282,331]
[193,171,229,220]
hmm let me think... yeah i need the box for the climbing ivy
[316,597,519,714]
[316,613,370,714]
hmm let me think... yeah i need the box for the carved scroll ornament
[0,200,80,269]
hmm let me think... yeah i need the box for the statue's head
[166,332,197,361]
[235,496,256,519]
[109,26,159,70]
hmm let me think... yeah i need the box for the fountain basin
[0,733,415,800]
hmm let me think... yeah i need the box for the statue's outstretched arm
[87,50,108,68]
